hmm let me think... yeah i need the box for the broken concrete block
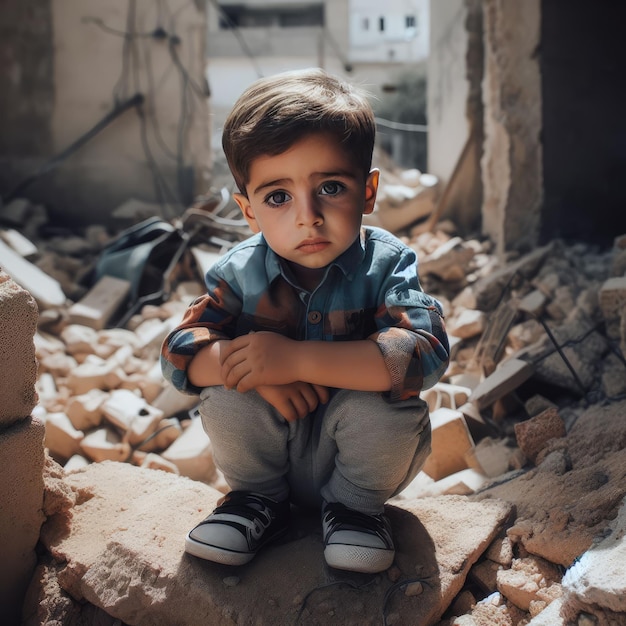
[524,394,558,417]
[421,382,472,412]
[31,461,512,626]
[101,389,164,447]
[0,240,67,309]
[66,389,107,431]
[35,372,57,408]
[518,289,547,317]
[43,412,84,461]
[60,324,99,356]
[507,319,544,351]
[456,401,491,441]
[473,244,553,312]
[560,496,626,622]
[139,452,180,474]
[66,357,125,395]
[525,597,564,625]
[67,275,131,330]
[0,416,45,626]
[63,454,90,471]
[436,468,489,496]
[161,416,216,483]
[365,180,438,233]
[545,285,576,321]
[120,373,164,404]
[98,328,142,353]
[38,351,79,378]
[133,418,182,453]
[485,536,514,567]
[0,228,38,257]
[79,427,131,463]
[0,271,39,426]
[465,437,514,478]
[469,358,535,410]
[152,385,199,419]
[514,407,566,465]
[496,556,563,612]
[34,330,66,359]
[423,408,475,480]
[448,308,486,340]
[134,317,179,352]
[452,286,477,310]
[419,237,476,282]
[599,276,626,340]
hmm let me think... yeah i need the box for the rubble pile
[2,174,626,625]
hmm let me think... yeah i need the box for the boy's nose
[296,196,323,226]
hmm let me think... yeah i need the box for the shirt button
[307,311,322,324]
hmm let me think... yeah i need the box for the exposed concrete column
[481,0,543,256]
[0,271,45,625]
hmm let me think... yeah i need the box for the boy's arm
[187,340,229,387]
[160,285,236,394]
[220,332,391,392]
[189,339,329,422]
[220,243,449,400]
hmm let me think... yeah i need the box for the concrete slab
[35,461,512,626]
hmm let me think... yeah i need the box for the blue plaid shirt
[161,226,449,402]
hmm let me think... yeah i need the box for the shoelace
[324,503,391,544]
[213,492,274,524]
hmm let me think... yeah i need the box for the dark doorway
[541,0,626,245]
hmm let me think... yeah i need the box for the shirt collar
[263,228,367,286]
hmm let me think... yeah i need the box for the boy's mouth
[297,238,330,253]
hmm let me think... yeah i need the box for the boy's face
[233,132,379,286]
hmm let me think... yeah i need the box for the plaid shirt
[161,226,449,402]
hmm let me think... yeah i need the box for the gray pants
[198,387,431,515]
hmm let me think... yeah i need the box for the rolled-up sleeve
[160,275,240,395]
[368,248,449,402]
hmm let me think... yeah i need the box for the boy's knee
[329,390,429,432]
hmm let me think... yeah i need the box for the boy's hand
[220,331,296,391]
[256,383,329,422]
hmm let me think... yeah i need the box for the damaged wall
[481,0,543,257]
[429,0,626,255]
[0,0,54,157]
[0,0,211,227]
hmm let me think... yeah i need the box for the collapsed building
[1,1,626,625]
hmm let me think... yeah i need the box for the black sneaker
[322,501,395,573]
[185,491,290,566]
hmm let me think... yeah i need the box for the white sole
[185,533,255,566]
[324,544,395,573]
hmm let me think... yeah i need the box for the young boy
[161,68,449,574]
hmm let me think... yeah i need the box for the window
[218,3,324,29]
[379,16,385,32]
[405,15,416,29]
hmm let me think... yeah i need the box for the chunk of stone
[514,407,566,464]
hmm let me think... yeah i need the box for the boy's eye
[265,191,291,207]
[320,181,345,196]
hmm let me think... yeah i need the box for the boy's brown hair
[222,68,376,195]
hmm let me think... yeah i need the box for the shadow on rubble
[176,504,440,626]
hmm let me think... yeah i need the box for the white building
[349,0,429,64]
[206,0,429,153]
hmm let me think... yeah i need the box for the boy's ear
[363,168,380,215]
[233,193,261,233]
